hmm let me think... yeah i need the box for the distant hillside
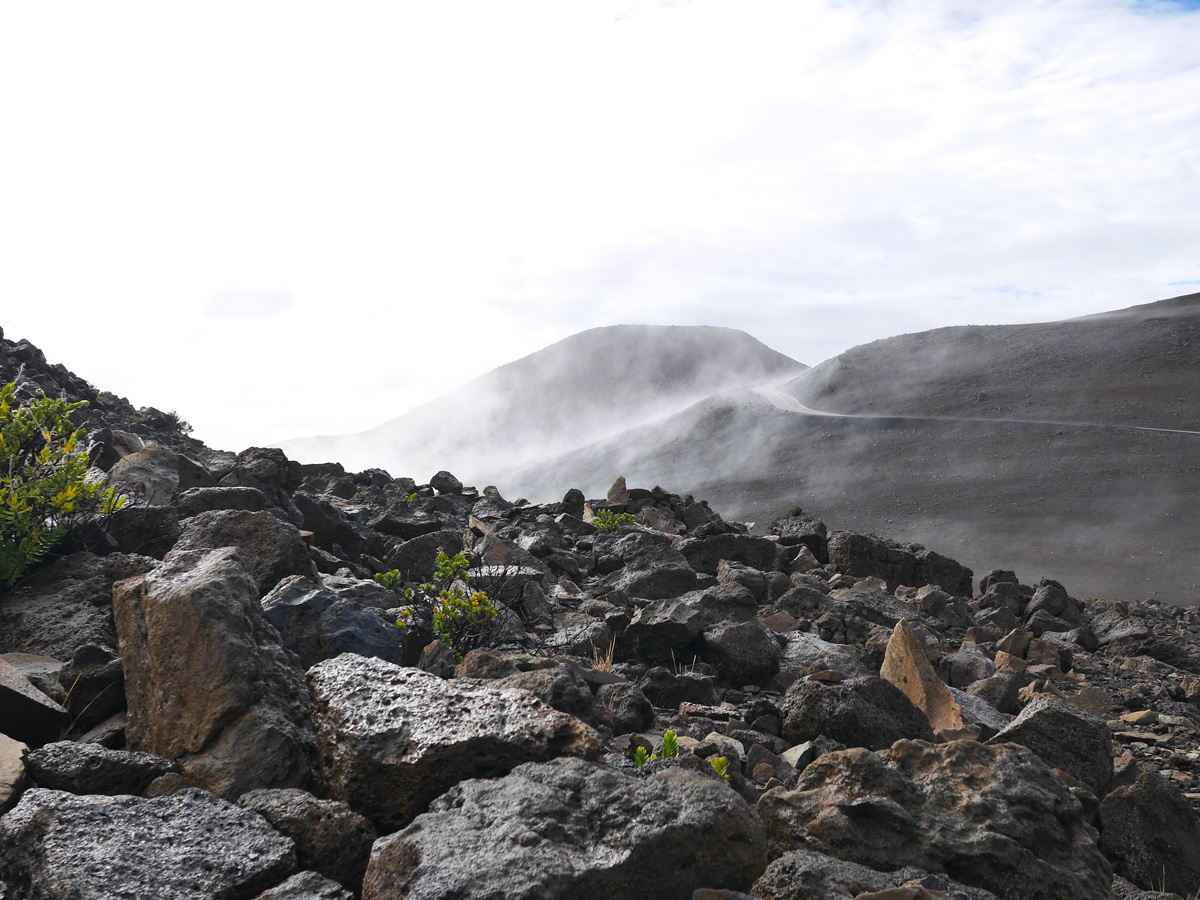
[502,298,1200,604]
[279,324,805,481]
[787,292,1200,429]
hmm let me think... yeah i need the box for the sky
[1,0,1199,452]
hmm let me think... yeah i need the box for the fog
[280,296,1200,604]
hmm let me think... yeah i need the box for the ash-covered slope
[506,297,1200,604]
[788,292,1200,429]
[278,324,804,479]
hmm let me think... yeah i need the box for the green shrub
[710,756,731,782]
[634,745,656,767]
[0,382,123,588]
[379,550,499,659]
[592,509,636,533]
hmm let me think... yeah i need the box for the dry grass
[590,636,616,672]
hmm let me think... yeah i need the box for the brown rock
[607,475,630,502]
[113,547,319,798]
[0,732,29,813]
[996,629,1033,658]
[757,740,1112,900]
[880,620,963,733]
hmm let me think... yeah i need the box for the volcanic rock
[0,787,297,900]
[361,757,766,900]
[306,653,603,832]
[113,547,319,798]
[780,676,934,750]
[757,739,1112,900]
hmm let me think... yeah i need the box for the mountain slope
[787,292,1200,429]
[501,297,1200,604]
[279,324,805,480]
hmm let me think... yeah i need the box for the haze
[2,0,1200,452]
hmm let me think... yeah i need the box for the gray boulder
[361,757,766,900]
[0,552,155,660]
[599,531,697,599]
[621,595,705,662]
[173,509,319,597]
[497,664,598,723]
[26,741,175,795]
[113,547,319,798]
[239,788,377,893]
[780,676,934,750]
[701,619,781,686]
[677,532,779,576]
[108,445,216,506]
[261,575,404,670]
[175,485,270,517]
[987,695,1113,797]
[757,739,1112,900]
[1099,767,1200,897]
[0,787,297,900]
[596,681,655,734]
[306,654,603,832]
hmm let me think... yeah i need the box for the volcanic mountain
[279,324,805,480]
[283,295,1200,603]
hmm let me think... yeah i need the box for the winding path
[760,387,1200,438]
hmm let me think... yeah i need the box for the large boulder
[172,509,319,596]
[1099,767,1200,897]
[621,595,705,662]
[827,533,973,596]
[677,532,779,576]
[598,531,697,599]
[0,658,67,746]
[757,740,1112,900]
[261,575,404,670]
[306,654,603,832]
[1,733,29,813]
[0,787,297,900]
[292,491,378,561]
[780,676,934,750]
[765,507,829,563]
[113,547,319,798]
[239,788,378,893]
[987,695,1113,797]
[361,757,767,900]
[701,619,781,686]
[0,552,155,660]
[107,445,216,505]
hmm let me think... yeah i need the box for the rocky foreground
[1,339,1200,900]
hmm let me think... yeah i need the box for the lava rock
[113,547,319,798]
[780,676,934,750]
[757,740,1111,900]
[306,653,603,832]
[0,787,297,900]
[25,741,175,795]
[361,757,767,900]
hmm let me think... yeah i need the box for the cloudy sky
[2,0,1199,452]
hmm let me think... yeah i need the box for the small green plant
[634,745,656,767]
[384,550,499,659]
[593,509,636,533]
[0,382,124,588]
[710,756,731,782]
[661,729,679,759]
[374,569,404,591]
[404,492,419,502]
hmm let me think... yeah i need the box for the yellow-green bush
[377,550,499,659]
[0,382,123,588]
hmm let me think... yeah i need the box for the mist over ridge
[277,296,1199,605]
[278,323,805,480]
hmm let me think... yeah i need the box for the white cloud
[0,0,1197,452]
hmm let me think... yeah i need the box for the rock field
[2,330,1200,900]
